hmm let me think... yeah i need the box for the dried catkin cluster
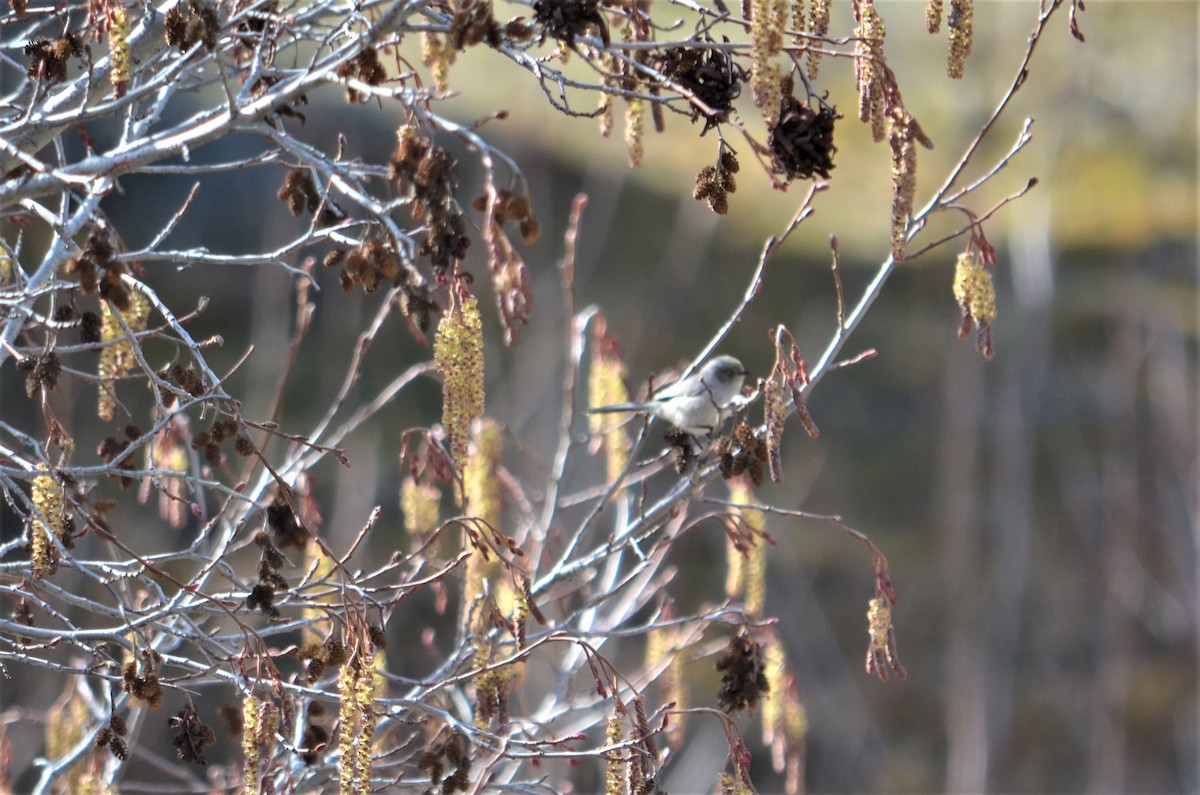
[717,631,770,713]
[418,729,472,793]
[447,0,504,49]
[533,0,609,45]
[769,91,839,181]
[64,226,132,310]
[24,34,82,83]
[164,0,219,52]
[17,350,61,398]
[694,149,740,214]
[718,422,768,488]
[389,126,471,278]
[323,239,401,294]
[336,46,386,103]
[276,167,344,226]
[471,189,540,245]
[653,45,744,133]
[169,706,216,765]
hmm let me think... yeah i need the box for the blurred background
[2,0,1196,791]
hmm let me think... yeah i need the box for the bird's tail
[588,402,653,414]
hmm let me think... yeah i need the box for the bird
[589,355,750,436]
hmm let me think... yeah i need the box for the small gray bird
[590,355,749,436]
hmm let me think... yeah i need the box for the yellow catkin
[597,52,616,138]
[624,97,645,169]
[110,3,130,98]
[646,616,688,747]
[645,625,668,671]
[44,687,83,761]
[725,532,746,600]
[471,624,519,728]
[888,110,917,261]
[242,696,263,793]
[745,525,767,618]
[952,251,997,326]
[739,513,768,619]
[783,682,808,740]
[730,481,767,617]
[146,424,191,528]
[925,0,944,33]
[604,714,625,795]
[866,596,890,654]
[46,688,102,794]
[598,96,614,138]
[761,640,786,744]
[947,0,974,79]
[725,480,748,599]
[97,289,150,420]
[461,420,522,727]
[337,651,376,795]
[854,3,887,142]
[763,378,785,484]
[421,32,455,92]
[372,647,389,703]
[807,0,830,78]
[463,419,503,624]
[434,292,484,467]
[302,553,336,647]
[0,244,12,285]
[356,656,377,790]
[787,0,806,62]
[790,0,805,40]
[750,0,787,124]
[665,642,687,746]
[968,269,996,324]
[30,470,65,579]
[463,419,501,526]
[511,583,531,652]
[953,249,997,361]
[951,252,973,310]
[401,477,442,537]
[718,771,755,795]
[588,349,630,483]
